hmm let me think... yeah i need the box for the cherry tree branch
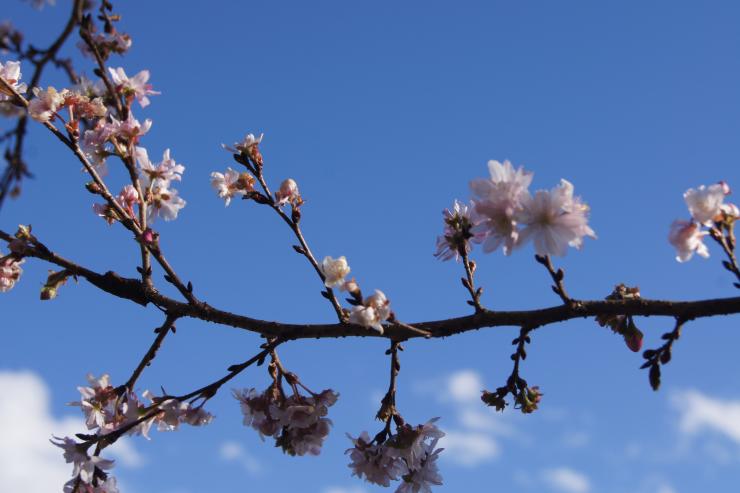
[3,228,739,341]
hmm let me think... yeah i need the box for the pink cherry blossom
[275,178,301,206]
[108,67,160,107]
[210,167,254,206]
[135,147,184,188]
[107,113,152,144]
[346,432,405,487]
[469,160,533,255]
[0,252,23,292]
[668,219,710,262]
[223,132,264,154]
[434,200,479,262]
[516,179,596,257]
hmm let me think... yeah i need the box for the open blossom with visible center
[684,182,734,226]
[0,60,27,100]
[320,256,351,288]
[108,67,160,107]
[69,373,117,431]
[0,252,23,292]
[276,178,302,206]
[516,179,596,257]
[28,86,65,122]
[223,132,264,154]
[210,167,255,206]
[668,219,710,262]
[136,147,185,188]
[470,160,533,255]
[147,183,186,222]
[434,200,479,261]
[349,289,391,333]
[107,113,152,143]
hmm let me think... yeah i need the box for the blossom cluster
[347,419,444,492]
[233,386,338,456]
[668,181,738,262]
[436,160,596,259]
[54,373,213,491]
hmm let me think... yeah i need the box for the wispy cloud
[541,467,591,493]
[0,370,142,492]
[438,430,499,466]
[672,389,740,444]
[219,441,263,475]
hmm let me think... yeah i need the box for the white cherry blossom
[28,86,65,122]
[320,256,351,288]
[684,182,731,226]
[0,60,27,100]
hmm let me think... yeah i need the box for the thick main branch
[4,229,739,341]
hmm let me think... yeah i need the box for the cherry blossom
[347,432,405,487]
[684,182,731,226]
[82,120,113,172]
[320,256,351,288]
[233,386,338,455]
[108,67,160,107]
[28,86,65,122]
[0,60,27,100]
[51,436,117,489]
[147,182,186,222]
[275,178,302,206]
[63,90,107,120]
[346,419,445,492]
[223,132,264,155]
[210,167,255,206]
[516,179,596,257]
[434,200,478,261]
[349,289,392,333]
[469,160,533,255]
[397,442,444,493]
[668,219,710,262]
[135,147,185,188]
[69,373,117,431]
[0,252,23,292]
[107,113,152,144]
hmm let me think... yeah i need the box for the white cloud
[457,407,515,437]
[438,430,499,466]
[322,487,367,493]
[445,370,485,403]
[0,370,142,492]
[672,389,740,444]
[542,467,591,493]
[219,440,263,475]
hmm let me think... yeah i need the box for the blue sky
[2,1,740,492]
